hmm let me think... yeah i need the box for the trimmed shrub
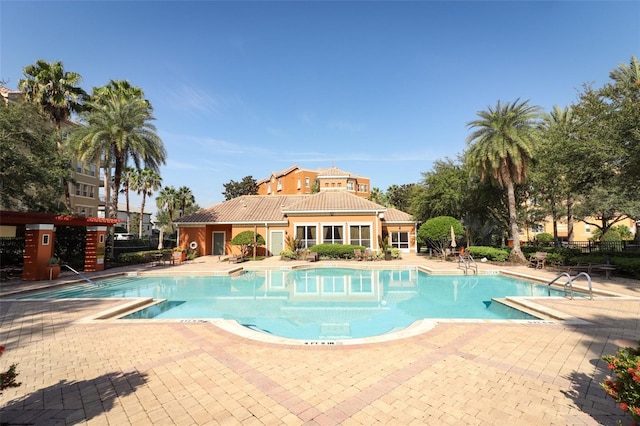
[310,244,365,259]
[467,246,509,262]
[535,232,554,245]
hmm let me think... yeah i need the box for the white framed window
[277,179,282,191]
[585,224,591,233]
[295,225,317,248]
[349,225,371,248]
[347,182,354,191]
[305,177,310,188]
[390,231,410,249]
[42,234,50,245]
[322,225,343,244]
[267,184,271,194]
[297,178,301,189]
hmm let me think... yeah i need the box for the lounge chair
[354,249,363,261]
[528,252,547,269]
[364,249,374,261]
[307,252,319,262]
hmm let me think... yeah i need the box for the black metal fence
[525,240,640,253]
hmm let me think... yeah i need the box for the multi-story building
[1,86,100,217]
[257,165,371,198]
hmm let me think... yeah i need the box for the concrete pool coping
[3,253,640,424]
[4,256,634,346]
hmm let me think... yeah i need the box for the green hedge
[118,249,170,264]
[566,254,640,279]
[310,244,366,259]
[467,246,509,262]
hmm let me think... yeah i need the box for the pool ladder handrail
[62,264,96,285]
[458,254,478,275]
[547,272,592,300]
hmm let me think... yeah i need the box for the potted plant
[172,247,186,263]
[47,257,61,280]
[379,235,392,261]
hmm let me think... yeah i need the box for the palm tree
[71,96,166,220]
[466,99,541,262]
[176,186,195,217]
[609,55,640,89]
[18,60,87,132]
[156,186,178,235]
[91,81,147,219]
[539,105,578,243]
[120,166,136,232]
[134,169,162,239]
[19,60,88,209]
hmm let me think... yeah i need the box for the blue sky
[2,1,639,212]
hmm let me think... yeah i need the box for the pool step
[493,297,571,321]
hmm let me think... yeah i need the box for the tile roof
[176,195,305,224]
[383,207,414,223]
[317,166,354,178]
[282,191,384,213]
[176,192,416,225]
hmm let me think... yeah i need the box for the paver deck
[2,254,640,425]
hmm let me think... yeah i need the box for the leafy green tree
[156,186,178,235]
[134,168,162,238]
[19,59,88,209]
[231,231,265,258]
[411,158,467,222]
[386,184,415,213]
[222,175,258,200]
[0,101,67,211]
[466,99,541,262]
[531,105,578,244]
[417,216,464,258]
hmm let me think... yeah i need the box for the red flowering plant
[602,342,640,422]
[0,345,21,394]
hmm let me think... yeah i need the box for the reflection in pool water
[20,268,565,340]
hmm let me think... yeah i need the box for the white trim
[26,224,55,231]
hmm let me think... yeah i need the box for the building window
[532,224,543,233]
[75,183,81,196]
[277,179,282,191]
[89,186,95,198]
[82,184,88,197]
[390,231,409,249]
[90,164,96,176]
[42,234,50,245]
[585,224,591,233]
[76,161,82,173]
[267,184,271,194]
[305,177,310,188]
[350,225,371,248]
[297,178,301,189]
[347,182,354,191]
[323,225,343,244]
[295,225,317,248]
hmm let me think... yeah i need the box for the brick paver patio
[1,254,639,425]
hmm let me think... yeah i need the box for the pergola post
[22,224,55,281]
[84,226,107,272]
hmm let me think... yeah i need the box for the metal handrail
[571,272,593,300]
[547,271,592,300]
[458,254,478,275]
[62,264,95,285]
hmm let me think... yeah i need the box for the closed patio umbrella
[450,226,456,249]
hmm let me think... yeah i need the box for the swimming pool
[17,268,570,340]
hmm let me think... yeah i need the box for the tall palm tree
[134,169,162,238]
[120,166,136,232]
[19,60,87,209]
[18,60,87,132]
[156,185,178,234]
[86,80,147,219]
[176,186,195,217]
[539,105,578,243]
[71,96,166,222]
[466,99,541,262]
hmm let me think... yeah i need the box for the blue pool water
[17,268,570,340]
